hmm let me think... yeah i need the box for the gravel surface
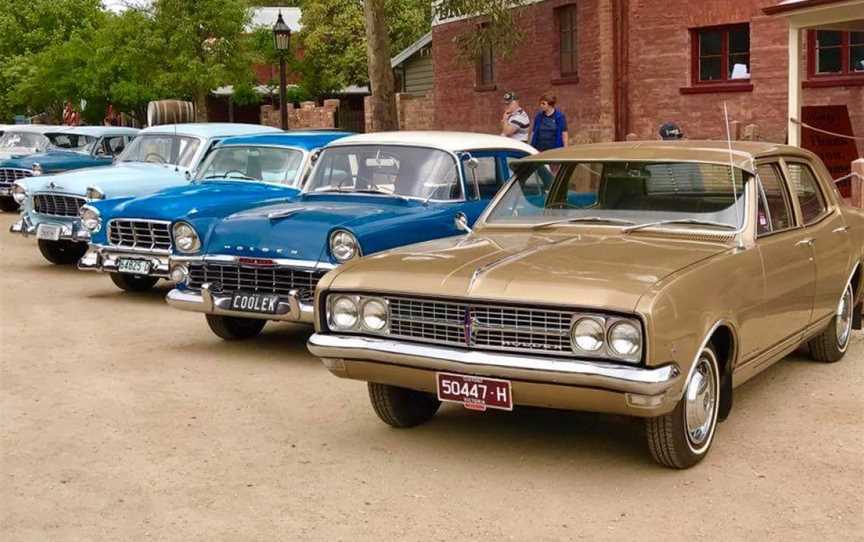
[1,212,862,541]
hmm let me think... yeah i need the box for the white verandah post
[788,24,803,147]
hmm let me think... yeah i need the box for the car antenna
[723,102,744,250]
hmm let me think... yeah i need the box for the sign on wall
[801,105,859,198]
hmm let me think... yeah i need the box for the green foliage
[434,0,526,60]
[297,0,430,95]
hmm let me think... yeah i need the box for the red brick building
[432,0,862,156]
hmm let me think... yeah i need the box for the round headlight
[172,221,201,254]
[11,183,27,204]
[571,318,605,352]
[85,186,105,200]
[608,321,641,358]
[79,205,102,233]
[330,230,360,263]
[32,163,43,176]
[331,296,359,330]
[361,298,388,332]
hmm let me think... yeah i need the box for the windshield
[116,134,201,167]
[0,132,49,151]
[196,145,305,183]
[486,161,749,230]
[305,145,462,200]
[46,133,97,153]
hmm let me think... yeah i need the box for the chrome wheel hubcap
[685,353,717,449]
[836,285,854,350]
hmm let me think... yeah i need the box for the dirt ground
[0,212,862,541]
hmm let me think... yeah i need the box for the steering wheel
[144,153,166,164]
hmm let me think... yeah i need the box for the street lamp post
[272,11,292,130]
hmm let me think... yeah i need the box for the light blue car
[9,123,280,264]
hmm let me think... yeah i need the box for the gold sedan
[308,141,864,469]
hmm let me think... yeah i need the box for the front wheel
[37,240,87,265]
[205,314,266,341]
[0,197,19,212]
[109,272,159,292]
[368,383,441,428]
[808,283,854,363]
[645,344,721,469]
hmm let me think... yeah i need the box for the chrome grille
[33,193,86,217]
[108,220,171,251]
[0,168,32,187]
[387,296,575,356]
[187,262,328,303]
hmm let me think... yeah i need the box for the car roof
[2,124,66,134]
[47,126,140,137]
[217,131,354,151]
[138,123,282,138]
[329,131,538,154]
[516,140,817,172]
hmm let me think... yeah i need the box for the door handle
[795,238,814,247]
[832,226,849,234]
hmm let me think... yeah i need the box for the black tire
[808,283,854,363]
[205,314,266,341]
[0,197,19,212]
[109,272,160,292]
[368,382,441,428]
[37,240,87,265]
[645,344,721,469]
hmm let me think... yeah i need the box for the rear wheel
[645,344,720,469]
[205,314,266,341]
[368,383,441,428]
[808,283,854,363]
[109,272,159,292]
[0,197,19,212]
[37,240,87,265]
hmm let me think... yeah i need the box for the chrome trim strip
[171,254,337,270]
[166,284,315,323]
[307,333,682,396]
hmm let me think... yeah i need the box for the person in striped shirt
[500,92,530,143]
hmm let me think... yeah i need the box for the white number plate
[36,224,61,241]
[117,258,151,275]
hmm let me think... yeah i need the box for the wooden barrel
[146,100,195,127]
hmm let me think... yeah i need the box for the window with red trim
[557,5,578,77]
[809,30,864,79]
[691,24,751,85]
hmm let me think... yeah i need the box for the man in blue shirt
[531,93,569,151]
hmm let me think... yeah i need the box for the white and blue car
[9,123,280,264]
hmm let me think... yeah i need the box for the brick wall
[432,0,863,152]
[261,99,339,129]
[365,92,435,132]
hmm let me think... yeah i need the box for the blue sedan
[78,131,353,292]
[165,131,536,340]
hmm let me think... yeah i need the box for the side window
[104,136,126,156]
[787,163,827,225]
[465,156,499,200]
[756,164,794,235]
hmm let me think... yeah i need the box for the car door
[783,160,852,324]
[747,161,816,358]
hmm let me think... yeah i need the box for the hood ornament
[46,180,63,191]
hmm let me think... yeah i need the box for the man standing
[530,93,569,151]
[500,92,530,143]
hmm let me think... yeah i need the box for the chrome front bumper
[78,245,171,278]
[308,334,685,416]
[0,187,12,197]
[166,283,315,323]
[9,215,90,242]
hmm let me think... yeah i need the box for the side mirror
[465,157,479,170]
[310,150,321,164]
[454,212,472,234]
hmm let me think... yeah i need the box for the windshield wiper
[622,219,737,234]
[531,216,636,230]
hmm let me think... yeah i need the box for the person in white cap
[500,92,530,143]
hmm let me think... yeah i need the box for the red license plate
[436,372,513,412]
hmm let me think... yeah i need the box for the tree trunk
[363,0,398,132]
[194,89,209,123]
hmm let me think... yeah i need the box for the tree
[363,0,525,131]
